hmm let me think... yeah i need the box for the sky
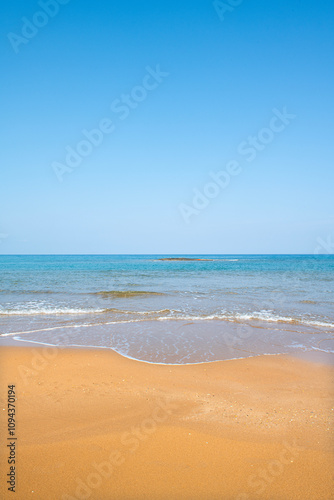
[1,0,334,254]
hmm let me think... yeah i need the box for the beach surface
[0,346,333,500]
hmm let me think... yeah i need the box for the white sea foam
[1,306,333,330]
[0,307,105,316]
[156,311,334,329]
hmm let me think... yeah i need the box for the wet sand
[0,346,333,499]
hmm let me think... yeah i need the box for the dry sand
[0,346,333,499]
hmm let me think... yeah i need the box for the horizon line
[0,253,329,257]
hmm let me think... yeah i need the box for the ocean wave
[93,290,164,298]
[0,306,173,317]
[219,259,239,262]
[156,311,334,329]
[1,305,333,330]
[228,311,334,329]
[0,307,105,316]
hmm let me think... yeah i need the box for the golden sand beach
[0,346,333,499]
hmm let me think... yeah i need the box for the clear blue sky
[1,0,334,254]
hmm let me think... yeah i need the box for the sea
[0,254,333,364]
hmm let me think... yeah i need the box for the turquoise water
[0,255,333,363]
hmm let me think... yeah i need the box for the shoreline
[1,334,334,367]
[0,344,333,499]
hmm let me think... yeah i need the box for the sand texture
[0,346,333,499]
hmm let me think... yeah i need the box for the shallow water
[1,255,333,363]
